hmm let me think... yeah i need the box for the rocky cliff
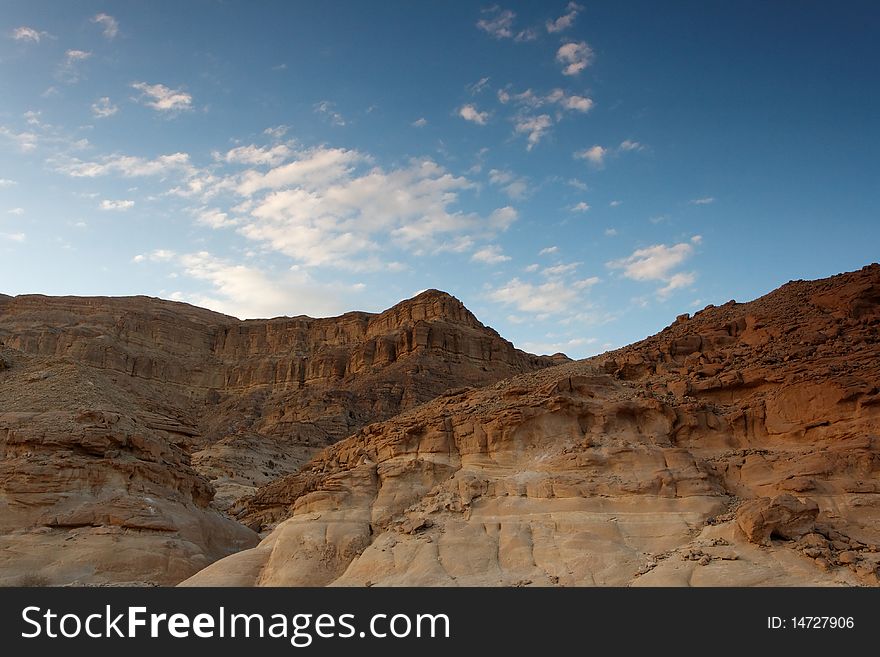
[182,264,880,587]
[0,290,559,585]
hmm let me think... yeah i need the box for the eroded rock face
[183,264,880,587]
[0,290,558,585]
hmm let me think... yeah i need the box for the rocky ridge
[183,264,880,587]
[0,290,558,585]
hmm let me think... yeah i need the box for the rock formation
[182,264,880,587]
[0,290,558,585]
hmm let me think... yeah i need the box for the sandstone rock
[736,495,820,545]
[0,290,561,585]
[186,264,880,588]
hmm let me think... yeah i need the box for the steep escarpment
[184,264,880,587]
[0,290,558,585]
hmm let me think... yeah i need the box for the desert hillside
[0,290,558,585]
[182,264,880,587]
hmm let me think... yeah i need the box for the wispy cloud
[488,168,529,199]
[314,100,346,126]
[11,26,51,43]
[514,114,553,150]
[575,144,606,167]
[546,2,583,33]
[170,251,357,318]
[618,139,644,152]
[0,126,39,152]
[58,50,92,83]
[476,7,515,39]
[689,196,715,205]
[1,232,26,242]
[570,201,590,212]
[131,82,193,113]
[218,144,292,167]
[607,236,702,297]
[459,104,489,125]
[132,249,175,263]
[476,6,537,41]
[91,97,118,118]
[7,207,25,215]
[467,76,491,95]
[411,117,428,128]
[201,147,517,269]
[488,276,598,314]
[54,152,196,178]
[471,244,511,264]
[263,125,289,139]
[99,199,134,211]
[0,178,17,187]
[575,140,644,168]
[91,13,119,39]
[539,246,559,256]
[556,41,593,76]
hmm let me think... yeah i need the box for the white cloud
[91,13,119,39]
[7,207,24,215]
[412,117,428,127]
[689,197,715,205]
[220,143,292,167]
[539,246,558,256]
[500,87,593,114]
[471,244,511,265]
[233,146,364,196]
[524,263,539,273]
[194,207,237,228]
[568,178,588,191]
[54,152,196,179]
[58,50,91,83]
[521,336,597,356]
[607,239,700,298]
[556,41,593,76]
[690,234,703,244]
[459,104,489,125]
[217,149,514,269]
[467,76,491,94]
[99,199,134,211]
[488,277,597,315]
[0,127,38,152]
[11,26,50,43]
[619,139,644,152]
[264,125,289,139]
[1,232,26,242]
[0,179,17,187]
[488,169,529,199]
[542,262,580,277]
[514,27,538,42]
[570,201,590,212]
[658,272,696,297]
[133,249,175,263]
[91,97,118,118]
[546,2,583,33]
[131,82,193,113]
[604,228,617,236]
[609,200,621,207]
[173,251,355,319]
[514,114,552,150]
[575,145,606,166]
[476,8,516,39]
[314,100,346,126]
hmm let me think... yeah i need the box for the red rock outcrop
[0,290,559,585]
[183,264,880,587]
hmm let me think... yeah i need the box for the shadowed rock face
[0,290,560,585]
[182,264,880,587]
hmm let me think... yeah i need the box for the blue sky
[1,1,877,358]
